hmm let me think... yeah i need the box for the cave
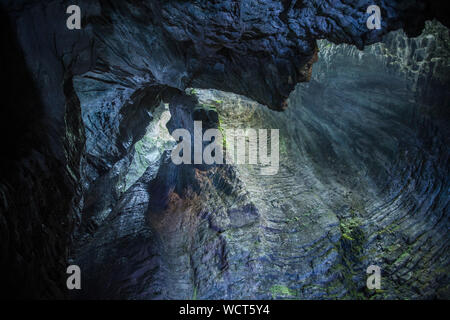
[0,0,449,300]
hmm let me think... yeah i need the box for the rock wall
[0,2,92,298]
[71,21,449,299]
[0,0,449,299]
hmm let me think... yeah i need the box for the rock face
[0,0,449,299]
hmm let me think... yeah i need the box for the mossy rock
[270,285,296,298]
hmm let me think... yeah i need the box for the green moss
[331,215,369,299]
[278,137,288,155]
[377,223,400,235]
[217,117,228,148]
[340,217,362,242]
[387,243,400,252]
[270,285,296,298]
[287,216,301,224]
[394,248,411,265]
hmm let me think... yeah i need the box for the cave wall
[283,23,449,298]
[0,2,93,298]
[0,0,449,299]
[316,20,450,123]
[70,22,449,299]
